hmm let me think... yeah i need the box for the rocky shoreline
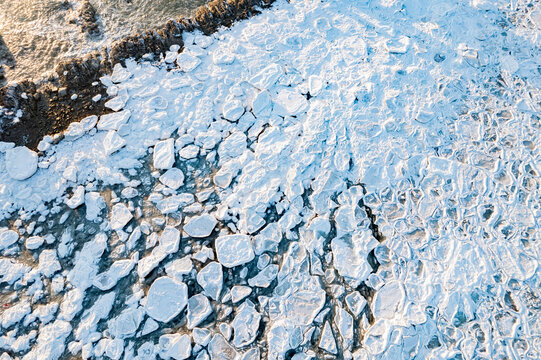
[0,0,275,150]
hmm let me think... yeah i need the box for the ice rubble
[0,0,540,359]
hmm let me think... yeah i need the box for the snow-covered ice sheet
[0,0,540,359]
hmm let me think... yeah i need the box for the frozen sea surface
[0,0,540,359]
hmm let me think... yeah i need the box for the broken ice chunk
[345,291,367,318]
[159,168,185,190]
[65,185,85,209]
[110,203,133,230]
[331,232,376,285]
[0,229,18,250]
[26,236,44,250]
[5,146,38,180]
[193,327,212,346]
[319,322,337,354]
[187,294,213,329]
[165,257,193,281]
[308,75,324,96]
[249,63,283,90]
[153,138,175,170]
[273,89,309,117]
[232,300,261,348]
[251,90,272,117]
[145,276,188,323]
[218,131,247,161]
[159,334,192,360]
[177,53,201,72]
[231,286,252,304]
[38,249,61,277]
[179,144,200,159]
[197,262,223,301]
[184,214,218,238]
[85,192,105,221]
[208,334,238,360]
[223,99,245,121]
[215,234,255,268]
[335,307,354,350]
[109,307,144,338]
[253,223,281,255]
[103,131,126,155]
[159,226,181,254]
[97,110,131,131]
[371,281,405,319]
[248,264,278,288]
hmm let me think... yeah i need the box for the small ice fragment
[179,144,199,159]
[345,291,367,318]
[159,334,192,360]
[26,236,44,250]
[0,229,18,250]
[5,146,38,180]
[213,169,233,189]
[232,300,261,347]
[159,168,185,189]
[176,53,201,72]
[197,262,223,301]
[184,214,218,238]
[109,307,144,338]
[308,75,324,96]
[153,138,175,170]
[66,186,85,209]
[335,307,354,350]
[165,257,193,281]
[231,285,252,303]
[145,276,188,323]
[193,328,212,346]
[251,90,272,117]
[319,321,337,354]
[187,294,212,329]
[223,99,245,121]
[85,192,105,221]
[371,281,405,319]
[273,89,309,117]
[38,249,61,277]
[103,131,126,155]
[97,110,131,131]
[110,203,133,230]
[159,226,181,254]
[215,234,255,268]
[92,94,102,102]
[249,63,283,90]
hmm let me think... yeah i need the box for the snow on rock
[4,146,38,180]
[110,203,133,230]
[153,138,175,170]
[196,262,223,301]
[183,214,218,238]
[215,234,255,268]
[159,168,185,190]
[187,294,212,329]
[145,276,188,323]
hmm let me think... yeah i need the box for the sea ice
[187,294,212,329]
[153,138,175,170]
[98,110,131,131]
[197,262,223,301]
[0,229,18,250]
[232,300,261,348]
[184,214,218,238]
[145,276,188,323]
[4,146,38,180]
[159,168,185,189]
[215,234,255,268]
[110,203,133,230]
